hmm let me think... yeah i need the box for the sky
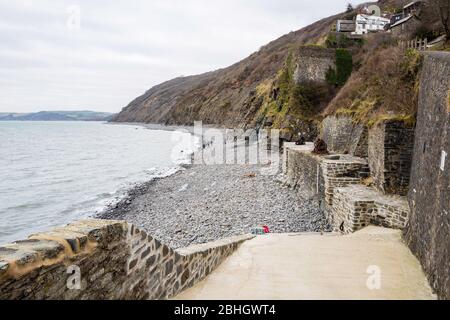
[0,0,366,113]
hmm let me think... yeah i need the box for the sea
[0,121,195,245]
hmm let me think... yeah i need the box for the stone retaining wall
[283,144,409,233]
[405,52,450,300]
[283,143,322,199]
[283,143,370,219]
[321,115,368,157]
[0,219,252,300]
[293,47,336,84]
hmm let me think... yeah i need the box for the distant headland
[0,110,115,121]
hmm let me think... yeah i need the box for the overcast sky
[0,0,366,113]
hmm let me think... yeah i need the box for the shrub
[335,49,353,86]
[323,45,421,125]
[326,49,353,87]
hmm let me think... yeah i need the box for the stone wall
[368,121,415,196]
[405,52,450,300]
[391,16,422,40]
[283,143,322,199]
[332,185,409,234]
[0,219,252,300]
[283,143,409,234]
[321,115,368,157]
[293,47,336,84]
[282,143,369,215]
[320,155,370,215]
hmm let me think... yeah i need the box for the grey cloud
[0,0,365,113]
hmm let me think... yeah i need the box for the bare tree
[346,3,354,13]
[428,0,450,38]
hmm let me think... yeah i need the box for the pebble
[99,147,329,249]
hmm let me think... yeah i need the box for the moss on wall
[326,49,353,87]
[255,46,340,137]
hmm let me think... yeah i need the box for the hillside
[112,9,354,127]
[112,0,419,130]
[0,111,114,121]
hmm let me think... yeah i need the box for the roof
[404,1,422,9]
[390,15,414,28]
[356,14,390,23]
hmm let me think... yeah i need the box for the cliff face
[112,12,347,127]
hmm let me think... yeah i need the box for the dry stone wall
[0,219,252,300]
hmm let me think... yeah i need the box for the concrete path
[173,227,435,300]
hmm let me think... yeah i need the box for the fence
[399,38,428,51]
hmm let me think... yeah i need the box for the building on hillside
[390,13,403,25]
[352,14,390,35]
[390,14,422,39]
[387,1,424,39]
[336,20,356,32]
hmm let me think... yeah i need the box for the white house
[352,14,390,35]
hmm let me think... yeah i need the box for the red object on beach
[262,226,270,233]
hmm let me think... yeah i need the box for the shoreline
[97,123,329,249]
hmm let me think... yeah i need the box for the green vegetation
[336,49,353,86]
[326,49,353,87]
[401,48,423,99]
[256,48,336,131]
[325,33,364,49]
[277,52,295,111]
[366,114,416,128]
[324,44,423,126]
[447,88,450,112]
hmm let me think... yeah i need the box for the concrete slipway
[174,226,436,300]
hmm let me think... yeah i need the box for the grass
[448,88,450,112]
[367,114,416,128]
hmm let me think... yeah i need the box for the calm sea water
[0,121,194,245]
